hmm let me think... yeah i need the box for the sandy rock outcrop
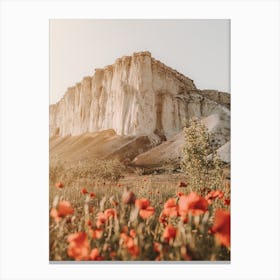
[131,109,230,167]
[50,51,229,140]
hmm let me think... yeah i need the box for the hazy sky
[50,19,230,104]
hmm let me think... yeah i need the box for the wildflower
[89,248,104,261]
[86,220,92,227]
[120,233,140,258]
[96,212,107,228]
[139,206,155,219]
[205,190,224,204]
[177,181,188,188]
[159,212,168,226]
[162,225,177,243]
[135,198,150,209]
[211,209,230,247]
[178,192,208,216]
[122,190,136,204]
[57,201,74,217]
[50,201,74,222]
[129,229,136,238]
[104,208,117,219]
[163,198,178,217]
[55,182,64,188]
[153,242,162,253]
[90,228,103,239]
[89,192,96,198]
[50,208,60,222]
[177,191,184,197]
[67,232,90,261]
[224,198,230,206]
[81,188,88,195]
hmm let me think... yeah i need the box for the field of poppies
[49,174,230,261]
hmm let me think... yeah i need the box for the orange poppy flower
[81,188,88,195]
[129,229,136,238]
[57,201,74,217]
[139,206,155,219]
[205,190,224,204]
[135,198,150,209]
[86,220,92,227]
[89,192,96,198]
[159,212,168,226]
[67,232,90,261]
[89,228,103,239]
[55,182,64,188]
[162,225,177,242]
[177,191,184,197]
[224,198,230,206]
[211,209,230,247]
[50,201,74,222]
[89,248,104,261]
[50,208,60,222]
[104,208,117,219]
[96,212,106,228]
[120,233,140,258]
[153,242,162,253]
[163,198,178,217]
[178,192,208,216]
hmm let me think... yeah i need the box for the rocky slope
[131,107,230,167]
[50,51,230,141]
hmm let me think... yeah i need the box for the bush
[181,118,223,191]
[49,159,125,186]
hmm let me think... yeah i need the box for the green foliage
[182,118,223,191]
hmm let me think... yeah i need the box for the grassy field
[49,171,230,261]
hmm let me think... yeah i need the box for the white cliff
[50,51,230,140]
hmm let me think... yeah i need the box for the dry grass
[49,171,230,261]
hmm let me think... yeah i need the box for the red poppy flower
[163,198,178,217]
[211,209,230,247]
[67,232,90,261]
[177,191,184,197]
[178,192,208,216]
[50,208,60,222]
[81,188,88,195]
[162,225,177,242]
[159,212,168,226]
[135,198,150,209]
[120,233,140,257]
[89,248,103,261]
[153,242,162,253]
[96,212,107,228]
[89,192,96,198]
[205,190,224,204]
[90,228,103,239]
[129,229,136,238]
[224,198,230,206]
[57,201,74,217]
[177,181,188,187]
[139,206,155,219]
[104,208,117,219]
[55,182,64,188]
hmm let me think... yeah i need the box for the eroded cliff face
[50,51,229,139]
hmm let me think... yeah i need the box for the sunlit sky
[50,19,230,104]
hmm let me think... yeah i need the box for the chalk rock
[50,51,229,140]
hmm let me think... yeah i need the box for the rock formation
[50,51,230,141]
